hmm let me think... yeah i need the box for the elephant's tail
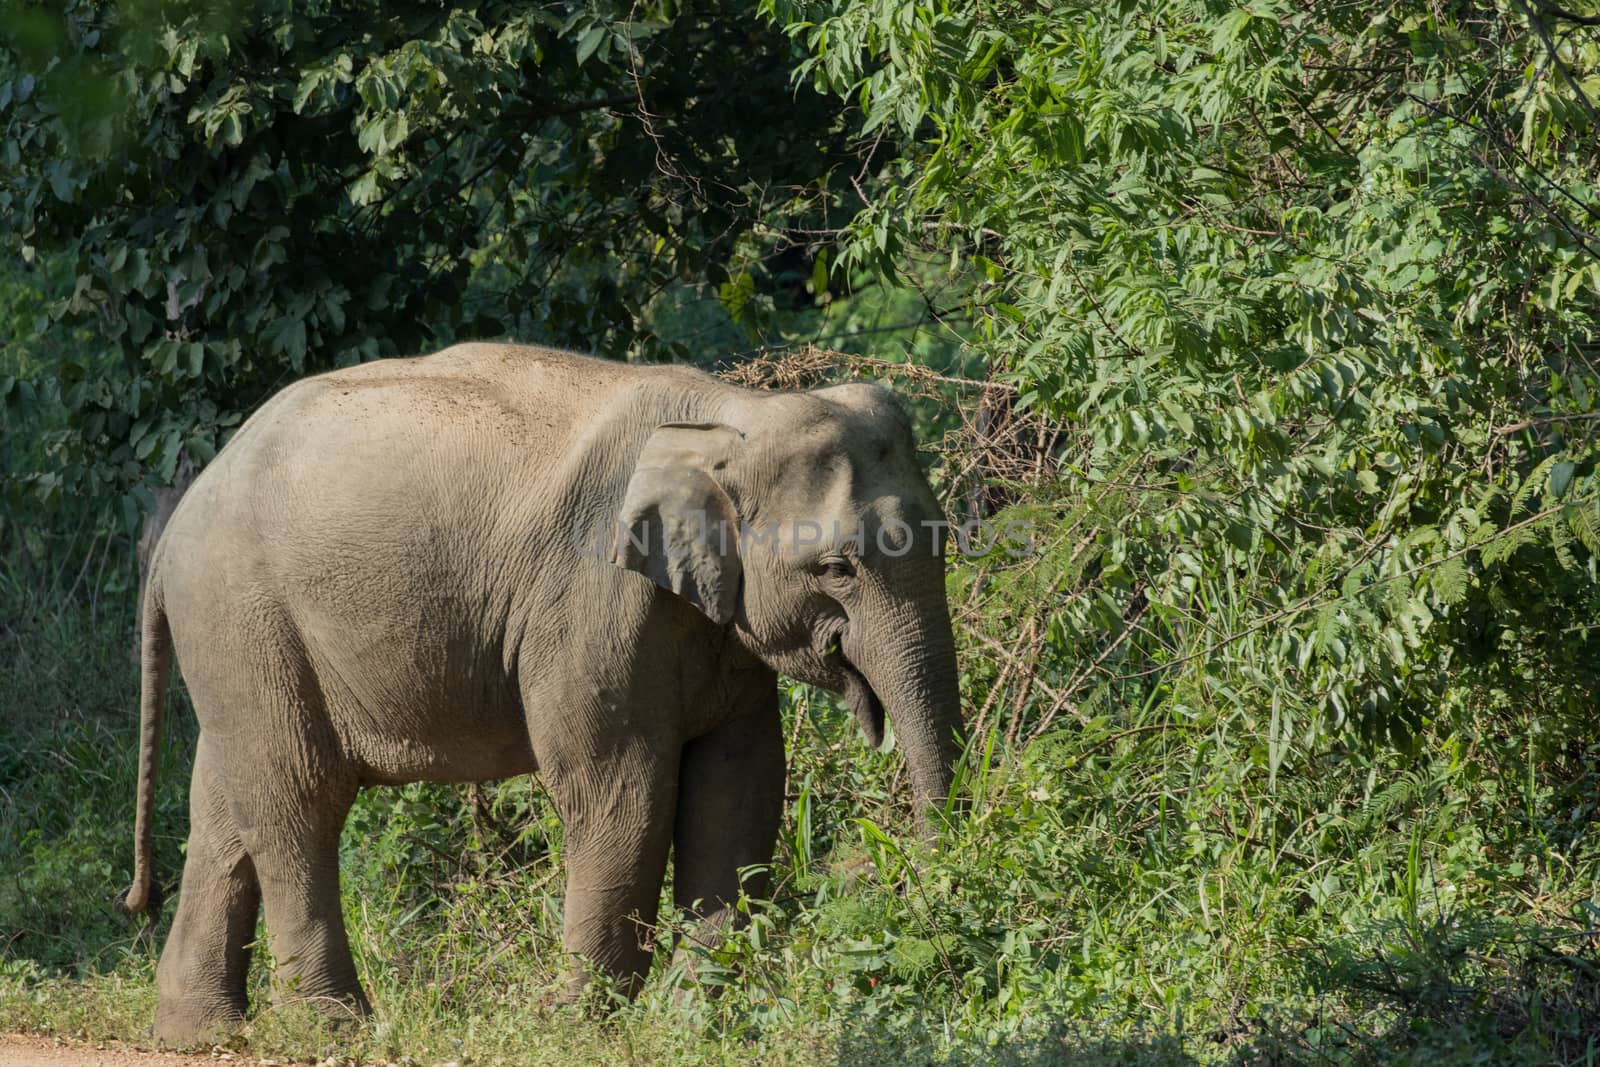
[115,576,171,918]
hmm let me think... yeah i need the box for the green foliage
[0,0,857,495]
[0,527,186,975]
[766,0,1600,748]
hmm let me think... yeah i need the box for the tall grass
[3,497,1599,1064]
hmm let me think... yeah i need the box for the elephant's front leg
[544,737,679,1000]
[671,693,785,967]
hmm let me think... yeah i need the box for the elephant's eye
[819,557,856,581]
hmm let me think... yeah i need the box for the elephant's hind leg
[237,768,369,1023]
[179,609,373,1025]
[155,737,261,1046]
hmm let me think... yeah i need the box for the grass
[3,519,1600,1066]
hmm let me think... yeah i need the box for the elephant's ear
[613,422,744,625]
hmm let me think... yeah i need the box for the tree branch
[1513,0,1600,133]
[1536,0,1600,25]
[1492,412,1600,436]
[500,81,721,124]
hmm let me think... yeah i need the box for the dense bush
[0,0,860,495]
[770,0,1600,752]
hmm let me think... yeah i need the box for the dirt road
[0,1035,259,1067]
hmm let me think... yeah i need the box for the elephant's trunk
[845,573,965,822]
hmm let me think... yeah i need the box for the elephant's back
[213,342,717,466]
[154,342,714,585]
[152,347,593,778]
[158,346,608,594]
[152,340,728,638]
[281,341,713,419]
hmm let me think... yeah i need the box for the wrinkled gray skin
[120,344,964,1044]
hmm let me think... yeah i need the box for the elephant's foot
[153,998,246,1048]
[271,980,373,1029]
[553,956,650,1014]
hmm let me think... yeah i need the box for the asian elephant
[119,343,965,1043]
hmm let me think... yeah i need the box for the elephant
[117,342,965,1044]
[132,454,193,662]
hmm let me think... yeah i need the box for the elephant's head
[612,381,965,819]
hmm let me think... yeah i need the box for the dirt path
[0,1035,260,1067]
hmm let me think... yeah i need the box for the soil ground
[0,1035,260,1067]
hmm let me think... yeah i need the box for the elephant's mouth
[832,632,886,749]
